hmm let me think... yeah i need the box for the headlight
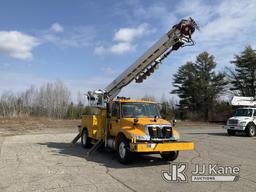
[172,130,180,140]
[239,121,247,126]
[133,135,150,141]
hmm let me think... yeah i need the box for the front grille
[228,119,238,125]
[148,126,172,139]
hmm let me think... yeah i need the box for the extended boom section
[87,17,198,107]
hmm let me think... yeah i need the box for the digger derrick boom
[87,17,198,107]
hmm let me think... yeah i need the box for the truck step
[86,139,103,157]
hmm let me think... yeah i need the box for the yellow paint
[114,99,156,103]
[81,109,106,140]
[80,100,194,153]
[130,142,194,152]
[92,130,97,136]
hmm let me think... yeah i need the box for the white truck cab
[224,96,256,137]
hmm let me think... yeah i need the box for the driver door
[110,102,121,136]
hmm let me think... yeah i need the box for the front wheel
[117,136,133,164]
[246,124,256,137]
[160,151,179,161]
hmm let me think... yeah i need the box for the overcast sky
[0,0,256,102]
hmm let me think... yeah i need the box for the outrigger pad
[69,133,81,147]
[85,139,103,158]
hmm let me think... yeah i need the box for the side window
[112,102,120,117]
[253,110,256,117]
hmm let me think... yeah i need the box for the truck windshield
[121,102,161,118]
[234,109,252,117]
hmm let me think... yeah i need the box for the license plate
[147,143,156,148]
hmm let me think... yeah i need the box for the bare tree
[0,80,71,118]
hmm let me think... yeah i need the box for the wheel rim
[250,127,255,136]
[82,131,87,144]
[119,142,126,159]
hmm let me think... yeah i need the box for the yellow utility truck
[74,17,199,163]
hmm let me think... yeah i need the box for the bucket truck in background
[224,96,256,137]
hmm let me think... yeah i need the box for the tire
[117,136,133,164]
[246,123,256,137]
[227,129,236,136]
[160,151,179,161]
[81,128,92,148]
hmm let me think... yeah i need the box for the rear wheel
[81,128,92,148]
[246,123,256,137]
[227,129,236,136]
[117,136,133,164]
[160,151,179,161]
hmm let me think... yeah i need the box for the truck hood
[120,117,180,139]
[229,116,251,121]
[122,117,171,126]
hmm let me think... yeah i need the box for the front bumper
[223,125,246,131]
[129,141,194,153]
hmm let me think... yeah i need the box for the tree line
[171,46,256,121]
[0,80,90,119]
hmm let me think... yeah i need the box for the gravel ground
[0,120,255,192]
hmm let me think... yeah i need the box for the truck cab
[80,98,194,164]
[109,99,179,141]
[224,107,256,137]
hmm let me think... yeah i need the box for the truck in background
[224,96,256,137]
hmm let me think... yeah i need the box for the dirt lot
[0,118,255,192]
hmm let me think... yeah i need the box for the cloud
[95,23,152,55]
[174,0,215,26]
[0,31,39,60]
[95,42,135,55]
[113,23,150,42]
[44,34,80,47]
[109,42,135,54]
[122,2,178,31]
[127,0,255,72]
[172,0,256,70]
[100,66,119,75]
[198,0,256,42]
[43,25,95,48]
[50,23,64,33]
[94,46,106,55]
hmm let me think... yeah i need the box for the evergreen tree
[172,52,227,120]
[227,46,256,96]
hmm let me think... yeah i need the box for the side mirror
[154,115,157,122]
[172,119,177,127]
[134,118,139,125]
